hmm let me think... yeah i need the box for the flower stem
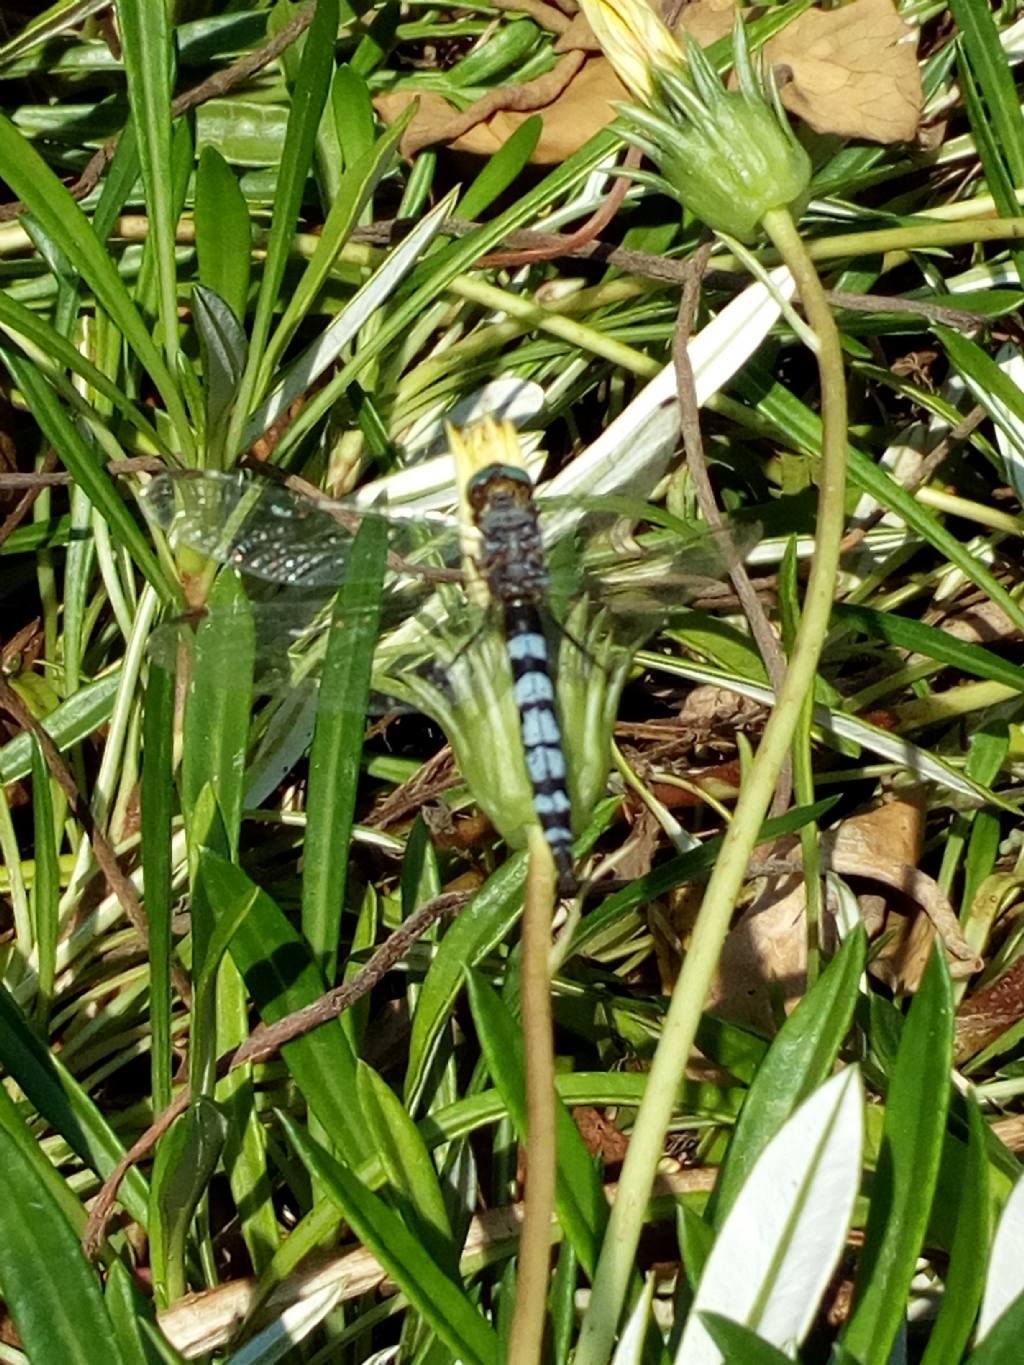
[508,826,558,1365]
[574,206,848,1363]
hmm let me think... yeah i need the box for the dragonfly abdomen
[505,603,577,897]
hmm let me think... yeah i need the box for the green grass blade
[280,1112,501,1365]
[332,63,374,169]
[0,1080,87,1236]
[118,0,178,370]
[0,982,150,1224]
[843,950,955,1362]
[195,145,252,326]
[230,0,339,436]
[711,927,867,1224]
[404,858,526,1108]
[29,736,60,1025]
[0,671,121,784]
[259,106,412,389]
[466,971,607,1276]
[0,289,168,454]
[458,115,542,221]
[921,1097,991,1365]
[302,513,387,981]
[142,663,175,1112]
[833,603,1024,695]
[0,1126,132,1365]
[730,371,1024,635]
[947,0,1024,185]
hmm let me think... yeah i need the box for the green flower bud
[579,0,811,242]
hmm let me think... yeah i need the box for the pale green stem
[446,275,662,378]
[574,206,849,1363]
[508,826,558,1365]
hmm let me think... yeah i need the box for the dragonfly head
[465,463,535,520]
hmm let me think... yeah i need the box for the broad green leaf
[332,62,374,171]
[0,1127,131,1365]
[405,858,526,1108]
[843,950,954,1362]
[711,927,866,1222]
[280,1113,500,1365]
[198,851,372,1165]
[967,1293,1024,1364]
[677,1069,863,1364]
[301,516,386,981]
[149,1097,229,1307]
[697,1316,794,1364]
[458,115,542,221]
[195,145,252,324]
[180,570,255,858]
[0,1080,86,1235]
[358,1062,458,1276]
[921,1096,991,1364]
[977,1170,1024,1343]
[192,284,248,470]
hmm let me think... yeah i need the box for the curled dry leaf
[376,0,921,165]
[704,795,981,1031]
[766,0,922,144]
[374,56,626,162]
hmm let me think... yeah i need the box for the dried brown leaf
[766,0,922,144]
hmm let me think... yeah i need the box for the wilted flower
[579,0,811,242]
[580,0,683,100]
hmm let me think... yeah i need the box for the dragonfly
[142,462,756,894]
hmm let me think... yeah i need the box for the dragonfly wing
[545,513,762,640]
[143,469,467,593]
[143,470,375,588]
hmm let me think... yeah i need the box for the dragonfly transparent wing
[540,500,762,645]
[142,469,463,590]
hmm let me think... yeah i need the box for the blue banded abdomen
[505,604,576,895]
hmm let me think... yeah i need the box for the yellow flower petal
[577,0,683,100]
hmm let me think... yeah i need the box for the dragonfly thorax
[468,463,549,608]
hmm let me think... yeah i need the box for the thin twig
[403,50,586,156]
[0,456,164,489]
[672,245,791,815]
[840,403,988,552]
[479,144,644,268]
